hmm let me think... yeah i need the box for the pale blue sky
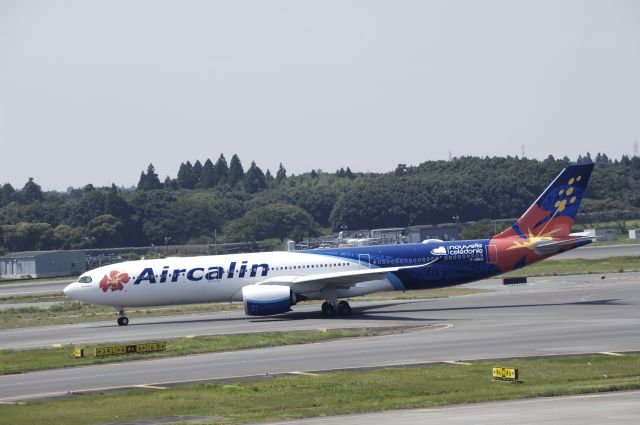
[1,0,639,190]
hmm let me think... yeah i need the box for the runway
[259,391,640,425]
[1,273,638,402]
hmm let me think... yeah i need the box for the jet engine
[242,285,297,316]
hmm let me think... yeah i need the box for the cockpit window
[79,276,92,283]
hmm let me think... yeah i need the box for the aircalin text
[133,261,270,285]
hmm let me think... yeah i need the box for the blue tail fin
[495,163,594,239]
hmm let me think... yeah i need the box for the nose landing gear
[116,308,129,326]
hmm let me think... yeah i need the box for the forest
[1,152,639,254]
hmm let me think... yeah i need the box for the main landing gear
[116,308,129,326]
[321,300,352,317]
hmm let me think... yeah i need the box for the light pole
[164,236,171,256]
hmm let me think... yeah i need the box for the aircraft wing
[256,256,443,290]
[534,236,594,256]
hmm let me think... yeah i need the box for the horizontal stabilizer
[533,236,594,256]
[568,231,592,237]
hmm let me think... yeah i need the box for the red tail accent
[489,164,594,272]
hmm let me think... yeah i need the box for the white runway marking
[134,384,167,390]
[289,371,321,376]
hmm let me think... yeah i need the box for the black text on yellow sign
[492,367,519,381]
[93,342,167,357]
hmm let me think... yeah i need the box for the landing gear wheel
[321,301,336,317]
[116,308,129,326]
[337,301,352,316]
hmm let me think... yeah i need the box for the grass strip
[1,354,639,425]
[0,293,68,304]
[502,255,640,277]
[0,301,244,330]
[0,327,411,375]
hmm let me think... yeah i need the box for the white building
[584,228,616,242]
[0,251,86,279]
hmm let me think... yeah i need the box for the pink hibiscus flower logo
[99,270,130,292]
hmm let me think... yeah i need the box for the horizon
[1,151,630,193]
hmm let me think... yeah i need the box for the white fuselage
[63,251,394,307]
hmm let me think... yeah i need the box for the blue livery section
[499,163,594,240]
[304,240,502,290]
[535,163,593,224]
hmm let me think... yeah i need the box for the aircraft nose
[63,282,77,298]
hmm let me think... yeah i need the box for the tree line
[1,153,639,254]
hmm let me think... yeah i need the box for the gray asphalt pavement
[555,243,640,260]
[259,391,640,425]
[0,279,71,297]
[0,273,638,403]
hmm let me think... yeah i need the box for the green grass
[0,301,245,330]
[0,293,68,304]
[503,255,640,277]
[0,327,413,375]
[1,354,639,425]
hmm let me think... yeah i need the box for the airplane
[64,163,595,326]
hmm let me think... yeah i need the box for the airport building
[406,225,460,243]
[0,251,86,279]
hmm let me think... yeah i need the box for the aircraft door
[358,254,371,268]
[486,244,498,264]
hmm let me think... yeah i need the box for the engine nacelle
[242,285,296,316]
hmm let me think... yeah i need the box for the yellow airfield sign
[492,367,519,381]
[93,342,166,357]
